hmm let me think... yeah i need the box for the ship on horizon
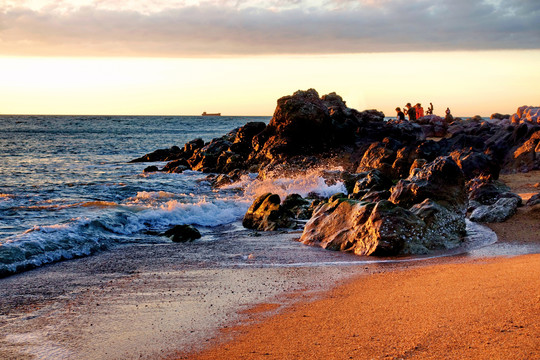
[201,112,221,116]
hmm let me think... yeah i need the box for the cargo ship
[201,112,221,116]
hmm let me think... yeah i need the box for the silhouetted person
[445,107,454,123]
[396,107,405,121]
[405,103,416,121]
[426,102,434,115]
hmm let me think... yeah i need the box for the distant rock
[490,113,510,120]
[511,106,540,125]
[162,225,202,242]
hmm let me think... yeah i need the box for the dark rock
[356,142,396,178]
[360,190,391,202]
[490,113,511,120]
[162,159,190,173]
[299,199,378,254]
[242,193,293,231]
[130,146,184,163]
[467,177,521,207]
[526,193,540,206]
[389,156,468,213]
[450,148,500,180]
[470,197,521,222]
[162,225,202,242]
[503,130,540,173]
[410,199,465,249]
[282,194,312,220]
[143,165,159,173]
[183,138,204,153]
[352,169,393,194]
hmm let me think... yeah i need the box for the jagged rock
[503,130,540,173]
[360,190,391,202]
[352,169,393,195]
[389,156,468,213]
[242,193,293,231]
[162,225,202,242]
[450,148,500,180]
[469,197,521,223]
[299,199,376,254]
[416,115,448,137]
[356,140,398,178]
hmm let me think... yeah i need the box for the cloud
[0,0,539,56]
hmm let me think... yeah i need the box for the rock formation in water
[131,92,539,255]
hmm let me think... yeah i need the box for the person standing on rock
[405,103,416,121]
[416,103,424,119]
[445,107,453,123]
[396,107,405,121]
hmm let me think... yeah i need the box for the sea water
[0,115,350,275]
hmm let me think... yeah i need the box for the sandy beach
[187,254,540,360]
[185,171,540,360]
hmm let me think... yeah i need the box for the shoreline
[182,170,540,360]
[0,173,538,359]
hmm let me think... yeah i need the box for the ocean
[0,115,354,276]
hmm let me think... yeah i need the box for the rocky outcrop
[162,225,202,242]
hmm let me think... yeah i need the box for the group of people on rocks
[395,102,452,122]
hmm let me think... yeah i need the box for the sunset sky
[0,0,538,116]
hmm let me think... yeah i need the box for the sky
[0,0,539,116]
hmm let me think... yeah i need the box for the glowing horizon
[1,50,539,118]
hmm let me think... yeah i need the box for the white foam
[224,169,347,200]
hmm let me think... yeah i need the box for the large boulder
[389,156,468,213]
[300,198,465,256]
[242,193,293,231]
